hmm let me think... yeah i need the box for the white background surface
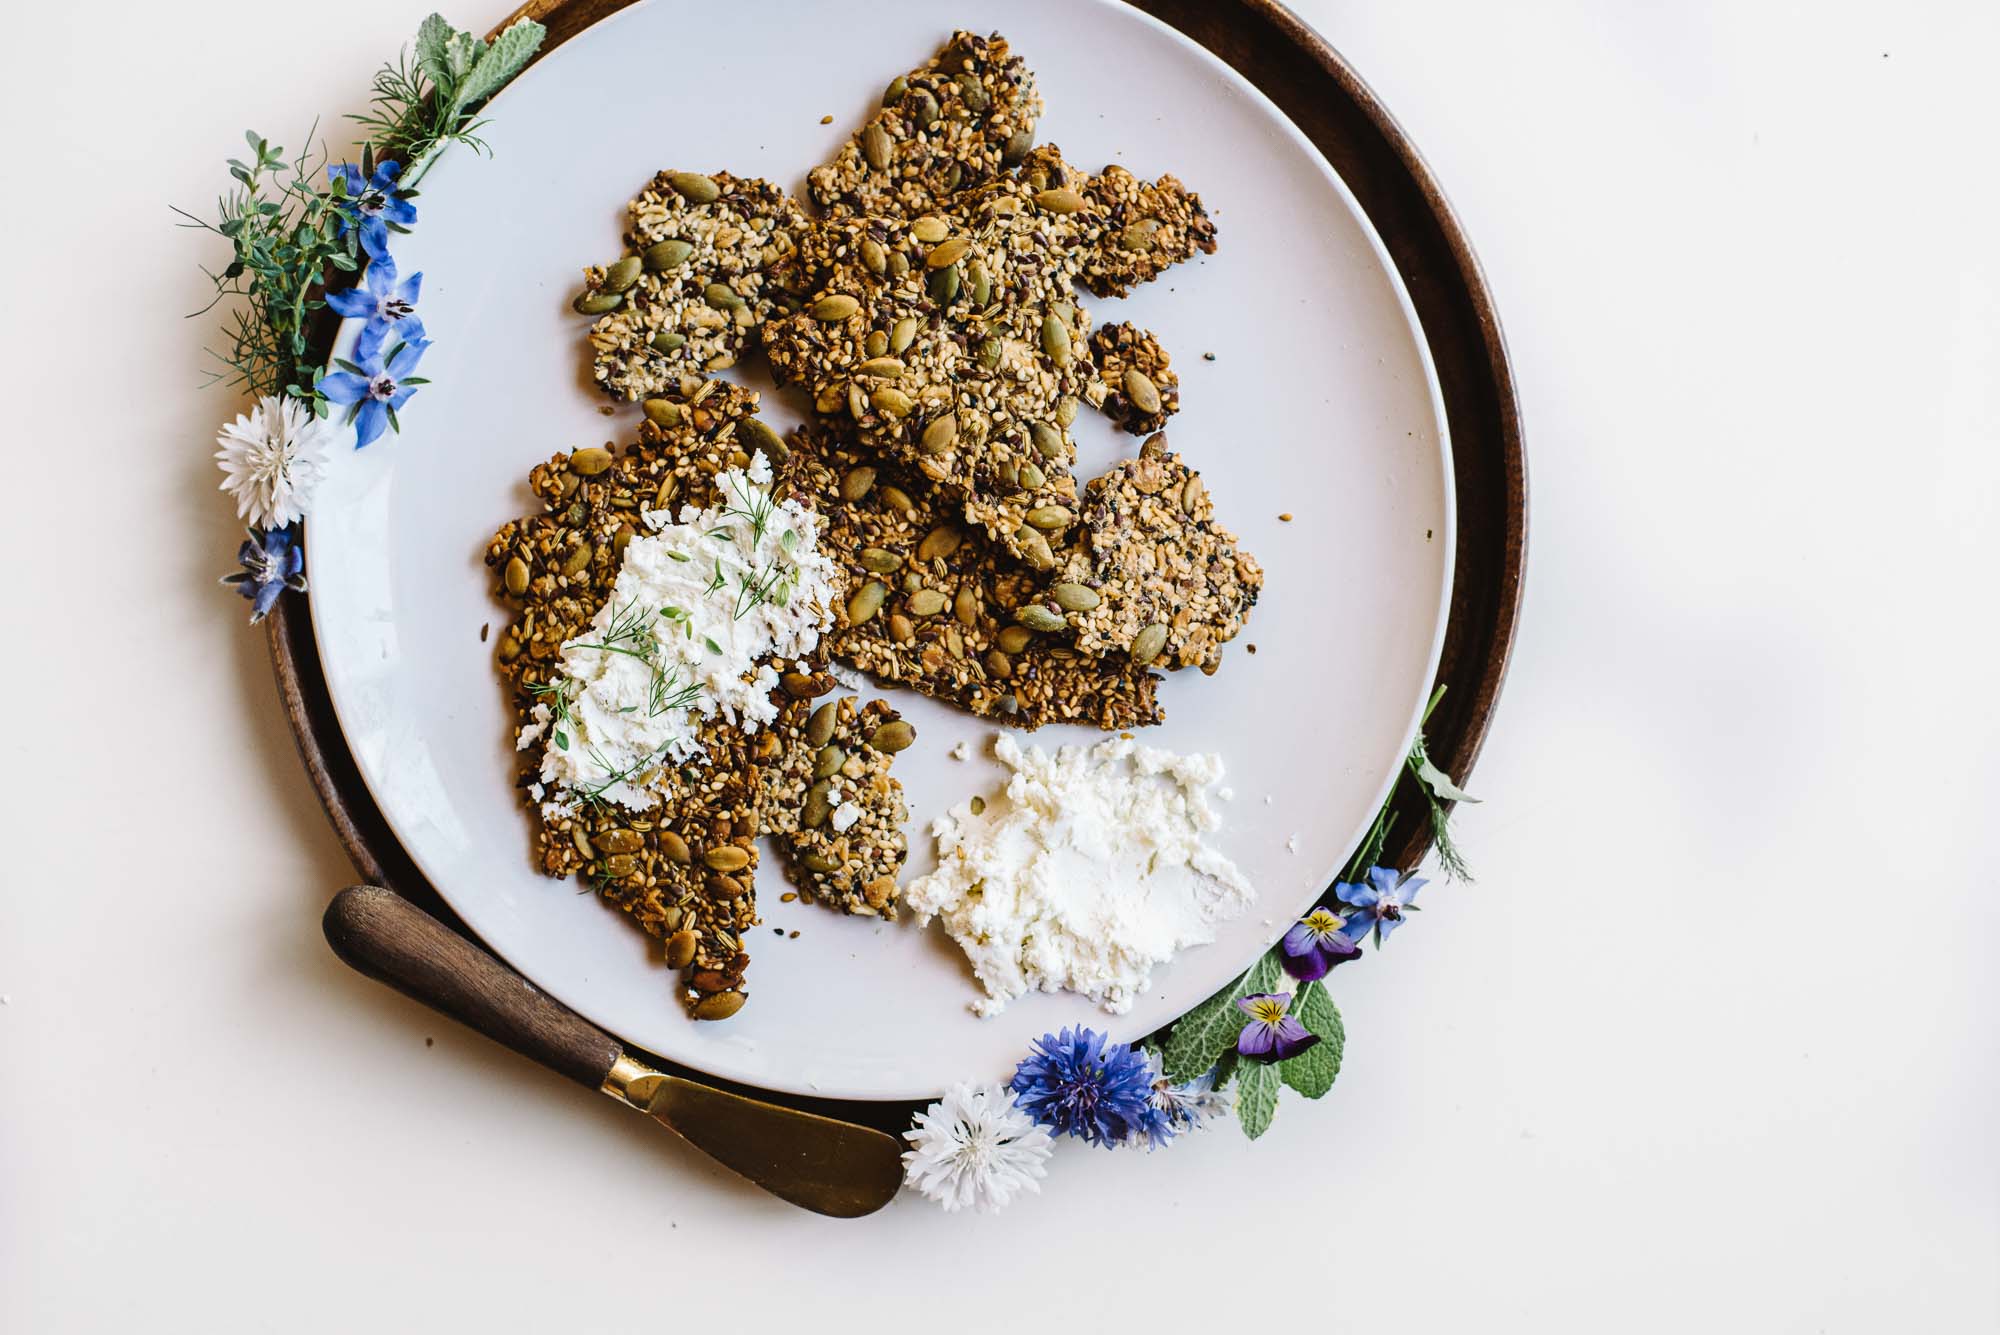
[2,1,1995,1330]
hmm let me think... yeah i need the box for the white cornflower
[901,1082,1053,1213]
[214,394,336,529]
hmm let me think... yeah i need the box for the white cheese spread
[903,735,1256,1016]
[519,452,837,810]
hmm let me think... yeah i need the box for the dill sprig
[1406,684,1479,881]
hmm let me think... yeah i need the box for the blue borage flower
[1235,992,1321,1063]
[1136,1050,1231,1150]
[321,339,430,448]
[1336,866,1426,946]
[327,159,417,262]
[1280,905,1364,981]
[1010,1027,1157,1148]
[326,252,424,362]
[221,526,307,622]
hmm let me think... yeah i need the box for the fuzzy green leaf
[1237,1061,1281,1139]
[414,13,457,92]
[1415,754,1480,804]
[1246,949,1283,997]
[1160,948,1286,1082]
[1279,981,1345,1099]
[454,19,546,114]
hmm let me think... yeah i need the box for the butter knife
[322,884,905,1217]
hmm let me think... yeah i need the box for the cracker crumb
[1286,833,1299,853]
[949,740,970,761]
[480,623,490,642]
[819,114,833,125]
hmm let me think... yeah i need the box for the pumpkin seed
[572,291,623,315]
[859,547,902,574]
[911,87,941,125]
[1052,582,1101,612]
[666,171,720,204]
[1015,526,1056,570]
[912,215,950,243]
[1033,187,1088,214]
[960,77,989,113]
[890,316,919,354]
[869,720,916,753]
[1028,422,1065,460]
[643,238,694,271]
[847,580,888,624]
[1041,313,1072,366]
[1130,622,1169,665]
[570,447,613,476]
[703,845,750,872]
[926,237,971,269]
[594,828,643,856]
[907,589,949,617]
[781,671,828,698]
[1055,395,1081,428]
[1120,219,1162,251]
[1015,604,1068,632]
[659,830,691,863]
[803,779,833,828]
[995,625,1033,654]
[570,824,594,860]
[810,293,859,322]
[561,543,594,576]
[847,381,869,420]
[984,649,1013,679]
[841,466,877,501]
[805,701,838,748]
[603,854,638,879]
[858,356,907,379]
[862,122,894,170]
[918,525,963,562]
[1025,505,1073,530]
[887,613,915,643]
[928,263,960,304]
[813,746,847,781]
[738,418,786,463]
[694,991,745,1021]
[883,75,907,106]
[503,557,529,597]
[967,259,991,307]
[920,414,958,454]
[1019,462,1046,491]
[871,386,915,418]
[1123,367,1163,415]
[1002,127,1034,163]
[703,281,745,310]
[887,250,910,278]
[879,485,915,513]
[643,398,681,427]
[665,930,697,969]
[976,337,1003,370]
[864,330,888,359]
[602,255,643,293]
[649,330,687,353]
[860,237,888,275]
[613,523,636,555]
[954,588,980,625]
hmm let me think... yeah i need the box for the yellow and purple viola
[1279,906,1364,981]
[1235,993,1321,1063]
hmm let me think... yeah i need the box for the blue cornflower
[327,159,417,261]
[221,526,306,622]
[1009,1027,1157,1148]
[325,251,424,361]
[320,339,430,448]
[1134,1050,1230,1150]
[1280,905,1365,981]
[1336,866,1426,946]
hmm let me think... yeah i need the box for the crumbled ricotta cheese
[948,739,970,761]
[903,735,1256,1016]
[830,801,863,833]
[522,452,837,809]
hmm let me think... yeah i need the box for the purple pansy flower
[1235,992,1320,1064]
[327,159,417,261]
[1009,1027,1157,1148]
[1280,906,1365,981]
[325,252,424,361]
[1336,866,1426,946]
[320,339,429,448]
[220,526,306,622]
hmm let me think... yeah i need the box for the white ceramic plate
[308,0,1453,1101]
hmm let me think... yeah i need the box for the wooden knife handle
[324,884,620,1090]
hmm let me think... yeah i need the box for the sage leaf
[1160,948,1286,1083]
[1278,981,1345,1100]
[415,13,457,94]
[1237,1062,1281,1140]
[454,19,546,114]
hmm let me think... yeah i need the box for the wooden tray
[267,0,1526,1118]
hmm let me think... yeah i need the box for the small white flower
[902,1082,1053,1213]
[214,394,336,529]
